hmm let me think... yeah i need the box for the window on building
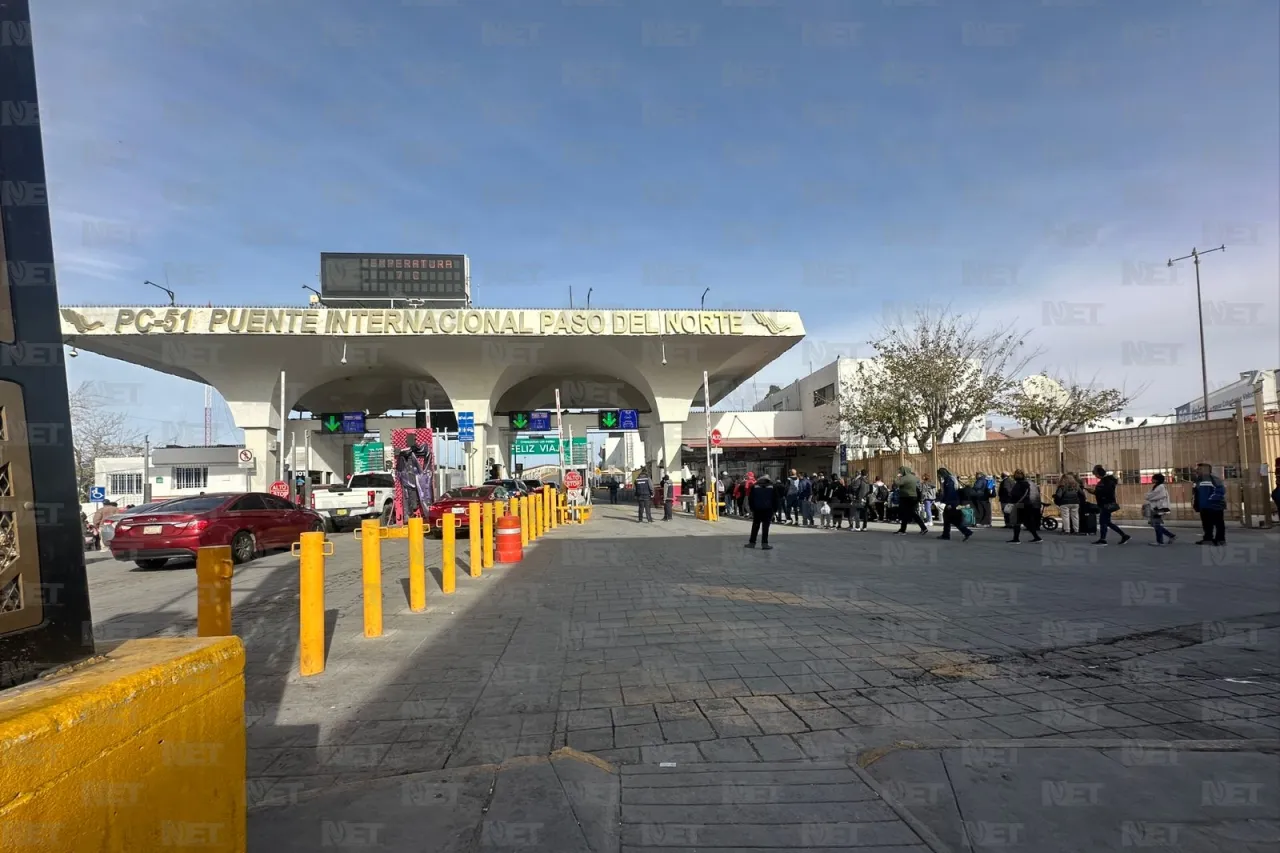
[173,466,209,490]
[812,383,836,407]
[108,473,143,495]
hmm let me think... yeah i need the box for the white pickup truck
[311,472,397,531]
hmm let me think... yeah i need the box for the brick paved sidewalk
[87,502,1280,850]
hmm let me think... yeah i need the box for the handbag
[1104,502,1120,513]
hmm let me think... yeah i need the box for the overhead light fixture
[340,341,348,365]
[68,345,79,358]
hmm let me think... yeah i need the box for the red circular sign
[710,429,723,446]
[563,471,583,490]
[268,480,290,499]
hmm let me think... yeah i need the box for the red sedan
[110,492,325,569]
[426,484,511,535]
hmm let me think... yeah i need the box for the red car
[426,484,511,535]
[110,492,325,569]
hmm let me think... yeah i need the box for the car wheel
[321,517,336,534]
[310,518,326,535]
[134,558,168,570]
[230,530,256,564]
[381,501,394,525]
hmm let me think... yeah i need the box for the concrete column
[240,426,278,492]
[447,397,495,486]
[657,421,684,480]
[492,428,512,481]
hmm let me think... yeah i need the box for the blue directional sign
[618,409,640,430]
[457,411,475,443]
[341,412,366,434]
[89,485,106,502]
[529,411,552,432]
[839,444,848,463]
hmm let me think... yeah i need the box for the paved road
[87,504,1280,851]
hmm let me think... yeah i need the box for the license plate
[143,525,162,535]
[451,507,466,514]
[335,509,348,516]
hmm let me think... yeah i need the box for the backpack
[1025,480,1040,505]
[786,478,799,497]
[985,478,997,498]
[874,484,888,502]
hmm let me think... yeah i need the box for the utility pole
[143,435,151,502]
[1168,245,1225,422]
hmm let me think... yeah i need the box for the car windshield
[144,496,228,514]
[446,486,498,500]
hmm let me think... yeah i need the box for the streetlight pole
[700,287,710,310]
[144,279,176,305]
[1168,245,1226,421]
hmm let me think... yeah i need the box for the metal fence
[848,405,1279,526]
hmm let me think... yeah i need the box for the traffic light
[509,411,531,430]
[597,409,620,430]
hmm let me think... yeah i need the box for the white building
[95,446,255,506]
[753,358,986,468]
[1174,369,1279,422]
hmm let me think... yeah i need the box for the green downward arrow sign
[511,413,529,429]
[601,411,618,428]
[323,415,341,433]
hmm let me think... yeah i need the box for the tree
[69,382,144,500]
[1003,373,1134,436]
[832,308,1038,452]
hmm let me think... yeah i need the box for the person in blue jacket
[935,467,973,541]
[1192,462,1227,545]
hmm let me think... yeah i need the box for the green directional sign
[513,437,560,455]
[509,411,531,430]
[320,413,343,434]
[597,410,619,429]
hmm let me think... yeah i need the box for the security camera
[68,346,79,358]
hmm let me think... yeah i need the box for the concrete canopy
[60,306,805,487]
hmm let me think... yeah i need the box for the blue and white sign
[839,444,848,463]
[341,411,366,434]
[89,485,106,502]
[457,411,475,443]
[619,409,640,430]
[529,410,552,431]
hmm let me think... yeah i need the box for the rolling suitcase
[960,505,976,526]
[1080,505,1098,535]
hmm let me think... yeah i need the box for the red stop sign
[268,480,290,499]
[563,471,583,490]
[710,429,722,446]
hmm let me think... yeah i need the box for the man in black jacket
[634,470,654,523]
[746,475,777,550]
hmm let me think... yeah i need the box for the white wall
[680,410,806,440]
[94,455,252,505]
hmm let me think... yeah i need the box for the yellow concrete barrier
[519,496,530,548]
[0,637,245,852]
[293,531,331,676]
[196,545,234,637]
[361,518,382,637]
[408,517,426,612]
[529,493,540,541]
[441,513,456,594]
[468,503,481,577]
[482,501,495,570]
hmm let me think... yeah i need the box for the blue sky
[35,0,1280,443]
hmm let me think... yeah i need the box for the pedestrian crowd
[703,463,1232,550]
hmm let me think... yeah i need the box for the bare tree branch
[69,382,144,500]
[1002,371,1142,435]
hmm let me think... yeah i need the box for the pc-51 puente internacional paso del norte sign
[60,307,800,338]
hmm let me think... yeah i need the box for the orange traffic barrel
[495,514,523,564]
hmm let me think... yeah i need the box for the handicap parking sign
[90,485,106,502]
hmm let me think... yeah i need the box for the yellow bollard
[408,516,426,612]
[482,501,495,569]
[196,545,234,637]
[441,512,456,594]
[531,492,541,540]
[509,495,519,519]
[542,485,551,531]
[519,495,530,548]
[361,518,382,637]
[295,532,331,676]
[468,502,482,577]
